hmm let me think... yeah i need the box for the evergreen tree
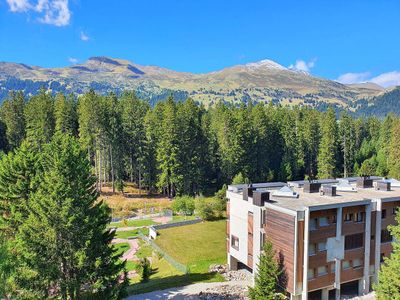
[389,119,400,178]
[249,240,282,300]
[14,134,127,299]
[318,108,339,178]
[156,97,182,196]
[24,88,55,148]
[374,209,400,299]
[54,92,78,136]
[0,91,26,150]
[339,112,355,177]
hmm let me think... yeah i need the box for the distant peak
[245,59,286,70]
[88,56,123,66]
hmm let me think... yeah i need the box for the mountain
[0,56,387,108]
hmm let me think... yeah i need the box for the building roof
[228,177,400,212]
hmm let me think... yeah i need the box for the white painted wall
[227,191,254,265]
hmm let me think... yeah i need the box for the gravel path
[127,280,250,300]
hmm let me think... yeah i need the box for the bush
[232,172,249,184]
[171,196,195,216]
[213,185,227,218]
[195,198,214,221]
[116,179,124,193]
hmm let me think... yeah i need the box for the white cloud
[370,71,400,88]
[68,57,78,64]
[6,0,31,12]
[336,72,371,85]
[336,71,400,88]
[6,0,71,26]
[288,58,317,73]
[80,31,89,41]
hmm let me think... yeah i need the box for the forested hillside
[1,89,400,197]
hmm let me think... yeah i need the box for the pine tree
[25,88,55,148]
[339,112,355,177]
[374,209,400,299]
[54,92,78,136]
[14,134,126,299]
[318,108,339,179]
[0,91,26,151]
[249,240,282,300]
[156,96,182,197]
[388,119,400,178]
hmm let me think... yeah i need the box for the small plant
[116,179,125,194]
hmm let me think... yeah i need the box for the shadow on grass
[127,272,223,295]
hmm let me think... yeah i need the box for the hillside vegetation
[1,89,400,197]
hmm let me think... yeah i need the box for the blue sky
[1,0,400,86]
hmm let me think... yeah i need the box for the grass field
[114,242,130,256]
[128,220,227,295]
[114,228,149,239]
[110,218,157,228]
[154,220,227,273]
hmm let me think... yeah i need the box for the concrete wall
[148,218,202,239]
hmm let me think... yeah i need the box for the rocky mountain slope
[0,56,387,108]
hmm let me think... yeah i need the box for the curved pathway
[112,238,139,261]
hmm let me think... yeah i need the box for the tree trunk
[110,145,115,193]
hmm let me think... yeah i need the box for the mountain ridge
[0,56,389,108]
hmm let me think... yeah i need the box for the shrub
[195,198,214,221]
[171,196,195,216]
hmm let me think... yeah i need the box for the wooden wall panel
[297,220,304,284]
[248,212,253,267]
[264,209,295,294]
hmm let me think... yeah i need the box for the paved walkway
[126,280,250,300]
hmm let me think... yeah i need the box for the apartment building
[226,176,400,300]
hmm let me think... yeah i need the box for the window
[381,229,393,243]
[355,212,365,223]
[309,243,316,256]
[332,215,337,224]
[331,263,336,273]
[317,266,328,276]
[382,209,387,219]
[371,235,375,241]
[307,268,315,280]
[345,233,364,250]
[342,260,351,269]
[231,235,239,250]
[310,218,318,230]
[319,217,329,227]
[380,254,385,263]
[353,258,362,269]
[318,241,327,252]
[344,213,353,222]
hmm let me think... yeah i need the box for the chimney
[356,176,373,188]
[253,191,270,206]
[321,185,337,197]
[377,181,391,191]
[243,184,255,200]
[304,181,321,193]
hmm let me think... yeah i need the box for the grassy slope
[114,228,149,239]
[128,220,227,295]
[110,218,157,228]
[155,220,227,273]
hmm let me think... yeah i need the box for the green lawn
[114,242,130,256]
[136,240,153,259]
[168,215,197,223]
[110,218,157,228]
[126,220,227,295]
[154,220,227,273]
[114,228,149,239]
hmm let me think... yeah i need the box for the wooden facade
[264,208,295,294]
